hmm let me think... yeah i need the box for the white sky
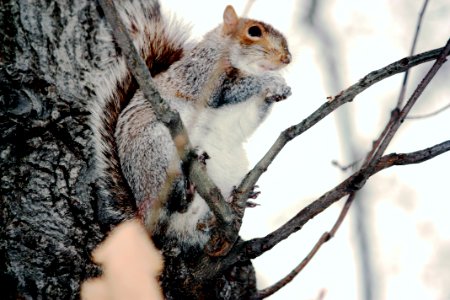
[162,1,450,299]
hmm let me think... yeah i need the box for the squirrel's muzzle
[281,52,291,65]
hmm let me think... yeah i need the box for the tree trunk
[1,0,105,298]
[0,1,255,299]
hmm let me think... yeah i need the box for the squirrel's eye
[248,26,262,38]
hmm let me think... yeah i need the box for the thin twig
[246,39,449,260]
[253,40,450,296]
[331,159,361,171]
[233,46,449,207]
[232,43,450,288]
[214,140,450,282]
[257,135,450,298]
[397,0,430,107]
[242,139,450,261]
[371,38,450,163]
[197,48,450,278]
[407,102,450,119]
[255,193,355,299]
[375,140,450,168]
[367,0,431,168]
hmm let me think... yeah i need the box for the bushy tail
[89,0,189,227]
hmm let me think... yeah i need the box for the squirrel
[90,0,292,252]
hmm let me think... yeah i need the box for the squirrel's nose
[281,52,291,65]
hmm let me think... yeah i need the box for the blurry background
[164,1,450,299]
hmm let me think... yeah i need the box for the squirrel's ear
[223,5,238,35]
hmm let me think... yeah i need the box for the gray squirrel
[91,0,292,251]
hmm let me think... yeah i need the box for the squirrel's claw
[246,185,261,207]
[248,186,261,199]
[246,200,260,208]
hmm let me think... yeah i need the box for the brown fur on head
[223,5,291,73]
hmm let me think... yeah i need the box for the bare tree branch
[199,140,450,287]
[243,139,450,260]
[254,140,450,298]
[252,36,450,297]
[255,140,450,297]
[97,0,237,255]
[97,1,450,294]
[97,0,450,262]
[396,0,430,107]
[212,42,450,283]
[375,140,450,168]
[233,44,450,207]
[97,0,185,143]
[244,37,449,259]
[254,194,355,299]
[369,37,450,164]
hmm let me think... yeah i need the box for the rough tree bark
[0,1,256,299]
[1,1,106,298]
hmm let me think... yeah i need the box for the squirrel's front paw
[266,85,291,102]
[262,74,292,102]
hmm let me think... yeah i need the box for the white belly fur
[166,95,267,245]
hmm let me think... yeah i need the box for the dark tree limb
[187,39,450,282]
[254,193,356,299]
[255,139,450,298]
[233,44,450,207]
[242,37,450,261]
[250,36,450,297]
[98,0,450,261]
[97,0,237,255]
[243,139,450,261]
[369,37,450,164]
[97,0,185,141]
[253,136,450,299]
[192,140,450,288]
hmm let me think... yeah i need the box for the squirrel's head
[222,5,291,75]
